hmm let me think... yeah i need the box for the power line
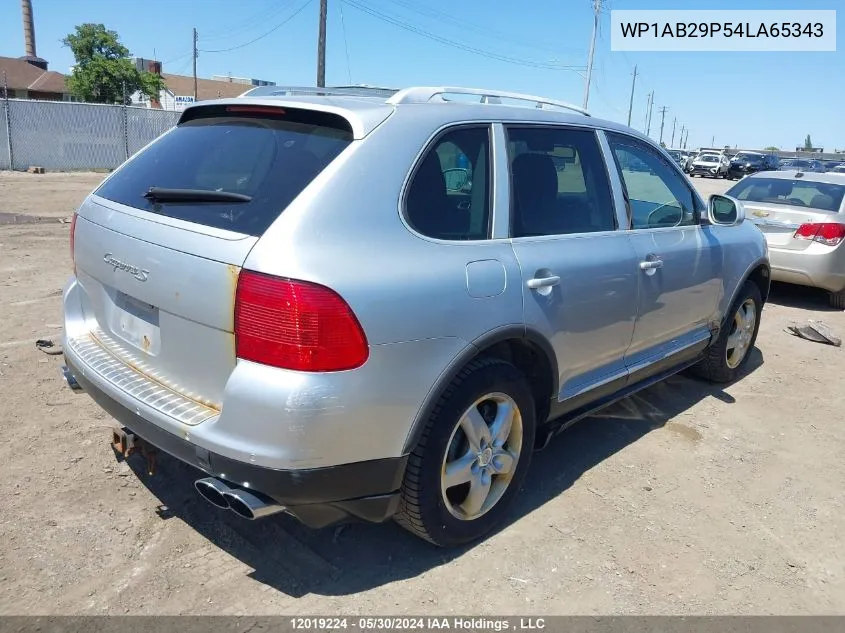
[382,0,584,56]
[200,0,296,41]
[162,51,193,65]
[198,0,314,53]
[339,0,353,84]
[343,0,584,71]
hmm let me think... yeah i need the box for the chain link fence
[0,98,180,172]
[0,100,11,171]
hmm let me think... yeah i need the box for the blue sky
[2,0,842,151]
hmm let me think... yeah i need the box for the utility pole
[711,134,715,147]
[583,0,601,109]
[645,91,654,136]
[626,65,638,127]
[317,0,327,87]
[192,28,198,101]
[658,106,669,144]
[670,117,677,147]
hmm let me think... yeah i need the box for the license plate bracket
[112,292,161,354]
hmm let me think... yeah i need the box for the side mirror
[442,168,469,192]
[707,194,745,226]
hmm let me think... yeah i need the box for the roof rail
[239,85,399,99]
[386,86,590,116]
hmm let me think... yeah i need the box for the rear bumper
[768,245,845,293]
[63,354,407,528]
[728,167,757,178]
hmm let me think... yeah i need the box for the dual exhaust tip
[194,477,285,520]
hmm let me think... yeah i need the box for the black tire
[394,357,536,547]
[691,281,762,383]
[830,289,845,309]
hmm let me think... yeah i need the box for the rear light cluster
[794,223,845,247]
[234,270,369,372]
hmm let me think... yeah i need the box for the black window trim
[502,123,620,240]
[399,122,495,243]
[605,130,705,231]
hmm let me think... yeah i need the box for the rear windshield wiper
[143,187,252,203]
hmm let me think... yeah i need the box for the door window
[404,126,491,240]
[506,126,616,237]
[606,132,700,229]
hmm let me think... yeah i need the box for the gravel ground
[1,171,843,615]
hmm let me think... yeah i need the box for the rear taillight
[69,212,78,265]
[794,223,845,246]
[234,271,369,372]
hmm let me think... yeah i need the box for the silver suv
[61,86,769,547]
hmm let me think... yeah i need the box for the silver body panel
[63,90,768,472]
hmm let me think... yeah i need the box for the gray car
[727,170,845,307]
[61,86,769,547]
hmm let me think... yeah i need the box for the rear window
[95,105,353,236]
[727,177,845,211]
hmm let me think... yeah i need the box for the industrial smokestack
[19,0,47,70]
[21,0,36,59]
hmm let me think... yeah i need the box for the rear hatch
[70,103,355,409]
[729,175,845,249]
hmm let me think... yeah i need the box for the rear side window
[404,126,491,241]
[95,105,353,236]
[727,177,845,211]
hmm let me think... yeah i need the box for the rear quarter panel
[232,109,526,466]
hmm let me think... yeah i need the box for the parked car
[728,152,778,180]
[688,152,730,178]
[823,161,845,173]
[727,171,845,307]
[665,149,685,167]
[60,86,769,547]
[779,159,824,173]
[728,152,769,180]
[830,165,845,174]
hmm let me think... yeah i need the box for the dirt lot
[1,171,844,615]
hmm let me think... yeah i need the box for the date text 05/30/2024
[290,617,547,631]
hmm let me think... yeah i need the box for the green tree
[62,24,165,104]
[764,146,779,151]
[804,135,813,150]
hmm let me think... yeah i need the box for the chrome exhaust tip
[61,365,83,392]
[222,488,285,520]
[194,478,232,510]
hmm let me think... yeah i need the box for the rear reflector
[234,271,368,372]
[794,222,845,246]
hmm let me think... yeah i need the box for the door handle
[639,259,664,271]
[527,275,561,289]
